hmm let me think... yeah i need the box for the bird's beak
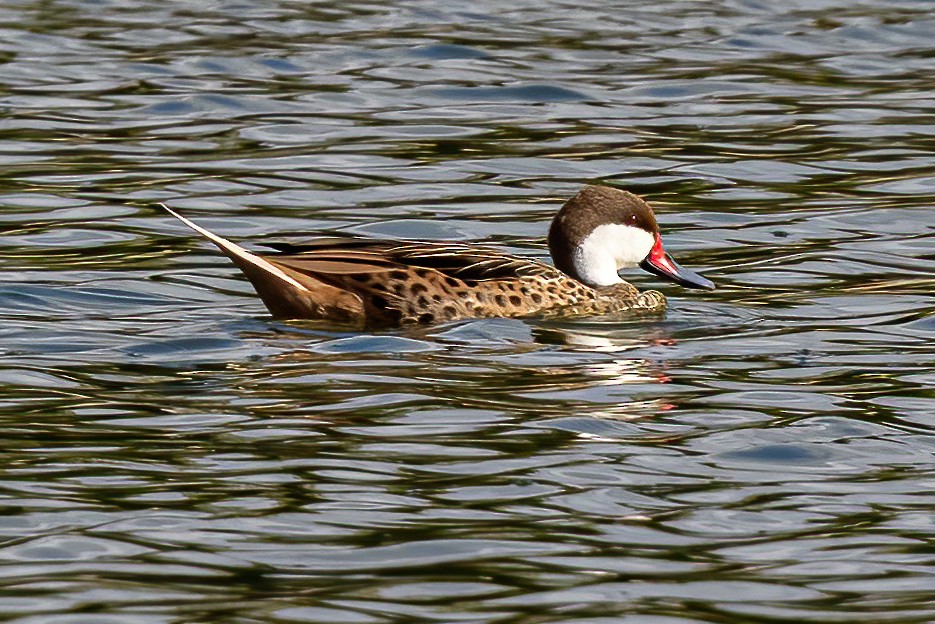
[639,236,715,290]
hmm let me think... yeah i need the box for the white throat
[572,223,655,287]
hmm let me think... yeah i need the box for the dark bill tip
[639,238,716,290]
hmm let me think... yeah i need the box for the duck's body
[164,186,713,327]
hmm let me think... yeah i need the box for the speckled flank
[325,264,666,326]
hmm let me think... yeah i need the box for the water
[1,0,933,622]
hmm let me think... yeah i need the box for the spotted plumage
[162,186,713,327]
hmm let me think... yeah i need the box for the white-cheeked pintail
[163,185,714,327]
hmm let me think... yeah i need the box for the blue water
[0,1,933,622]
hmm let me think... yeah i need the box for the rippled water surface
[2,0,934,622]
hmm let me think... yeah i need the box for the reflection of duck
[164,186,714,327]
[533,321,675,354]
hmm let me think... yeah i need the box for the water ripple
[0,0,933,622]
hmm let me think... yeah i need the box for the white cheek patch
[573,223,655,287]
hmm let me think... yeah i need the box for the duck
[162,185,714,327]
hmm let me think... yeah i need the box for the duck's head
[547,185,715,290]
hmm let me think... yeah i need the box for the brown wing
[264,238,552,281]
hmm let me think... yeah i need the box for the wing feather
[267,238,550,281]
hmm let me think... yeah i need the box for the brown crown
[547,186,659,280]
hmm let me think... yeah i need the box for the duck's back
[265,238,595,325]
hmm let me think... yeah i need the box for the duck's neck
[571,223,654,287]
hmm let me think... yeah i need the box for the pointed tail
[160,204,362,321]
[160,203,310,293]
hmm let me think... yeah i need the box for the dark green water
[1,1,934,622]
